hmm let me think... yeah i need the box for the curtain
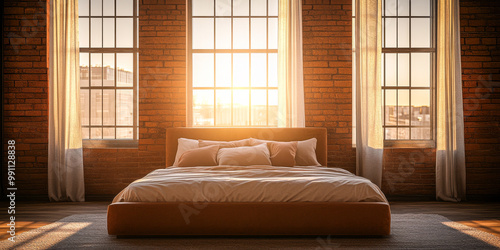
[48,0,85,201]
[354,0,384,187]
[436,0,466,202]
[278,0,305,127]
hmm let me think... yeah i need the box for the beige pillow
[267,141,298,167]
[173,138,199,167]
[295,138,321,166]
[198,138,251,148]
[251,138,320,166]
[217,143,272,166]
[177,145,219,167]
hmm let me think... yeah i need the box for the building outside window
[354,0,436,147]
[78,0,138,145]
[382,0,436,146]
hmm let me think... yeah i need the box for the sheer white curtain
[436,0,466,202]
[48,0,85,201]
[278,0,305,127]
[354,0,384,187]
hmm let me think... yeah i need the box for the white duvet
[112,166,388,203]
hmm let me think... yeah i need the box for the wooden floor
[1,201,499,241]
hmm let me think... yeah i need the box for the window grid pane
[382,0,435,141]
[79,0,138,140]
[190,0,278,127]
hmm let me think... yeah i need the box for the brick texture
[2,0,499,199]
[82,0,187,196]
[460,0,500,198]
[3,0,49,197]
[302,0,356,174]
[302,0,437,197]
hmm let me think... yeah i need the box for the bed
[107,127,391,236]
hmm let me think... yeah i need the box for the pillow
[177,145,219,167]
[173,138,199,167]
[295,138,321,166]
[267,141,298,167]
[251,137,321,166]
[217,143,272,166]
[198,138,251,148]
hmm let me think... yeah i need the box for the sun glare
[190,0,279,127]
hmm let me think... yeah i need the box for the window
[78,0,138,146]
[382,0,435,147]
[188,0,279,127]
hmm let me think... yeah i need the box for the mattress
[112,165,388,203]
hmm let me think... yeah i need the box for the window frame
[187,0,279,127]
[381,0,437,148]
[79,0,139,148]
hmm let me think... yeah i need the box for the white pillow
[251,138,321,166]
[173,138,199,167]
[217,143,272,166]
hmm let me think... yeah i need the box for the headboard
[166,127,327,167]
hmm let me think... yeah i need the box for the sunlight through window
[189,0,279,127]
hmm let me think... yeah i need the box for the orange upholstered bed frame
[107,128,391,236]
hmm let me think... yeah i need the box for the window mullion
[381,0,435,145]
[80,0,138,143]
[132,0,137,140]
[189,0,276,127]
[213,1,217,126]
[248,0,252,126]
[266,0,269,126]
[231,1,234,127]
[100,0,104,139]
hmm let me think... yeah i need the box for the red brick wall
[302,0,357,173]
[2,0,187,198]
[302,0,437,197]
[3,0,49,197]
[2,0,499,199]
[302,0,500,198]
[460,0,500,198]
[83,0,187,196]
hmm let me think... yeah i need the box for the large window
[78,0,138,145]
[188,0,279,127]
[382,0,435,146]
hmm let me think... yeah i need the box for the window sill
[384,140,435,149]
[83,140,138,149]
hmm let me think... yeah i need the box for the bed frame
[107,127,391,236]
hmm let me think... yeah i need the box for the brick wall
[2,0,499,199]
[460,0,500,198]
[302,0,356,174]
[301,0,437,197]
[3,0,49,197]
[2,0,187,198]
[83,0,187,196]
